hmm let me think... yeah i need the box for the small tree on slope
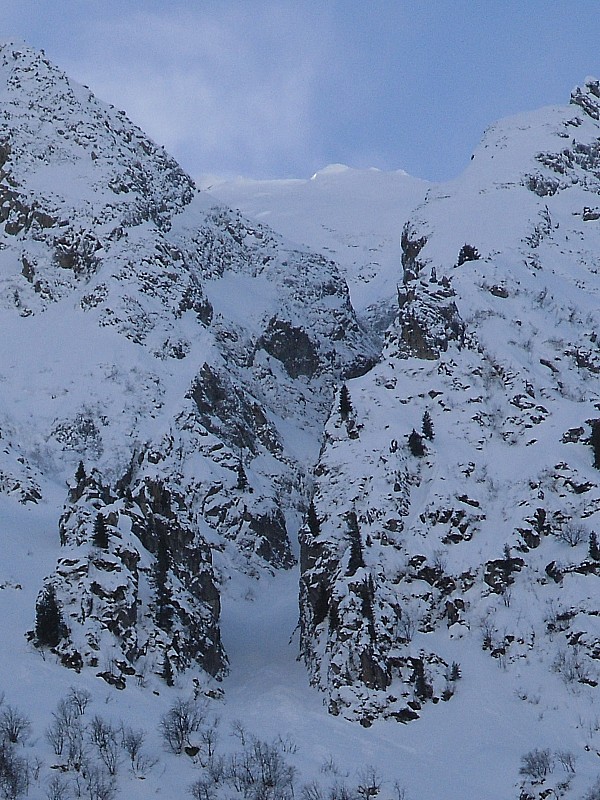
[35,585,64,647]
[339,384,352,421]
[347,511,365,576]
[93,513,109,549]
[422,410,434,440]
[408,429,425,457]
[306,500,321,537]
[591,420,600,469]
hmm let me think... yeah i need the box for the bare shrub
[276,734,297,754]
[230,720,247,747]
[0,707,31,746]
[552,646,590,685]
[225,738,295,800]
[480,615,496,650]
[329,782,356,800]
[82,763,116,800]
[46,774,71,800]
[190,778,218,800]
[301,782,324,800]
[555,521,586,547]
[392,781,408,800]
[88,717,121,776]
[432,549,447,573]
[67,688,91,716]
[519,748,554,781]
[500,585,512,608]
[47,699,77,756]
[206,754,226,786]
[120,724,155,775]
[320,756,341,775]
[0,742,29,800]
[395,609,416,643]
[64,719,87,772]
[199,718,220,766]
[356,766,382,799]
[160,698,205,755]
[120,724,143,767]
[555,750,576,773]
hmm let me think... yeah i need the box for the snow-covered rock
[298,77,600,727]
[0,40,375,685]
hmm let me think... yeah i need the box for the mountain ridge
[2,42,600,800]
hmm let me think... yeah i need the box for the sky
[2,1,599,184]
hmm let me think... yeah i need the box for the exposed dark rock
[188,363,281,456]
[401,223,427,283]
[395,285,465,360]
[571,78,600,119]
[248,508,295,569]
[484,556,525,593]
[258,318,320,379]
[50,471,226,680]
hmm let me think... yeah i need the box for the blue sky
[3,1,599,183]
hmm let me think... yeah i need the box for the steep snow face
[207,165,429,327]
[0,42,376,687]
[298,77,600,747]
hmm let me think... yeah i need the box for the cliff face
[0,41,376,686]
[297,78,600,724]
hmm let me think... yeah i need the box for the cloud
[54,3,337,180]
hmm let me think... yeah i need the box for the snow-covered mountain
[206,78,600,798]
[207,165,429,328]
[0,38,377,683]
[3,40,600,800]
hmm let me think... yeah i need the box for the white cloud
[58,3,337,180]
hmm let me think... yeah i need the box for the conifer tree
[408,429,425,457]
[368,573,375,598]
[361,576,376,639]
[35,585,63,647]
[306,500,321,537]
[328,600,340,633]
[347,511,365,576]
[69,460,88,502]
[422,410,434,440]
[591,420,600,469]
[236,457,248,490]
[501,544,514,586]
[590,531,600,561]
[93,513,109,549]
[339,384,352,421]
[457,243,480,266]
[313,584,329,627]
[162,652,174,686]
[75,460,86,484]
[413,659,433,701]
[449,661,462,681]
